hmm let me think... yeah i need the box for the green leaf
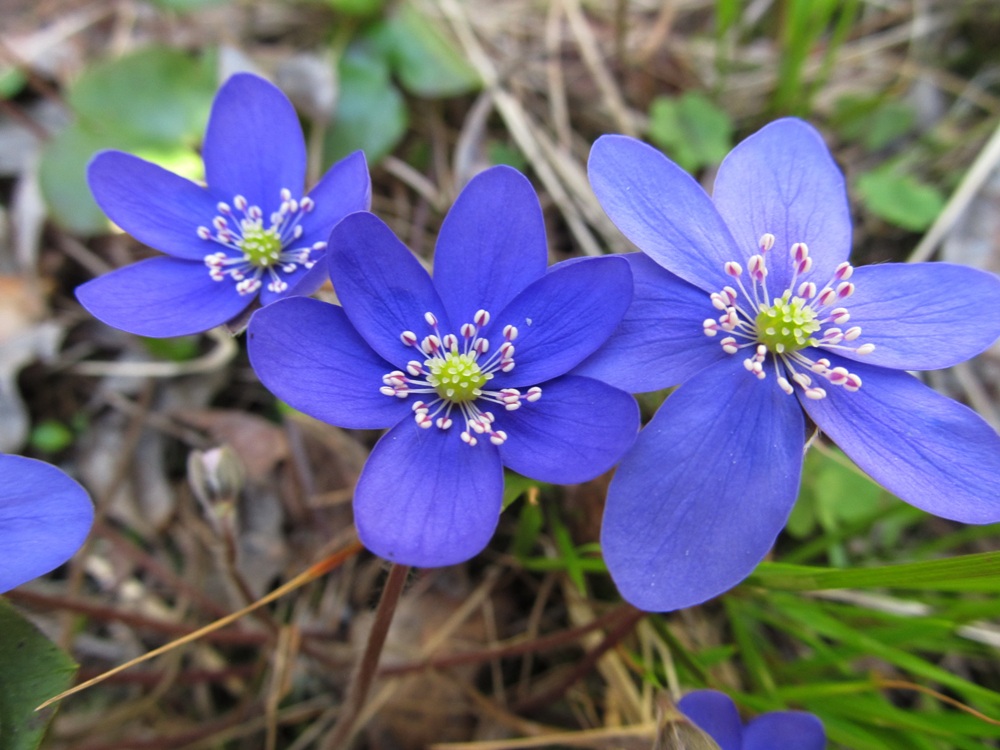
[326,0,384,16]
[39,124,203,235]
[39,125,116,235]
[648,92,733,172]
[324,45,408,165]
[748,550,1000,592]
[0,599,78,750]
[366,4,480,97]
[69,47,216,145]
[141,335,201,362]
[510,498,543,559]
[29,421,75,454]
[856,167,945,231]
[832,95,916,151]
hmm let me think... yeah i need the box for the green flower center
[755,291,821,354]
[239,225,283,267]
[426,352,489,403]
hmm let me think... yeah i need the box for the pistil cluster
[702,233,875,399]
[379,309,542,446]
[197,189,326,295]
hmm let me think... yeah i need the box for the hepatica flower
[679,690,825,750]
[77,73,371,337]
[248,166,639,566]
[1,454,93,592]
[576,118,1000,611]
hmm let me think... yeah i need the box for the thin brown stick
[320,563,411,749]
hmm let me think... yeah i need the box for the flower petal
[88,151,219,260]
[203,73,306,210]
[433,166,548,325]
[712,118,852,294]
[799,354,1000,524]
[354,419,504,566]
[0,455,93,593]
[744,712,826,750]
[588,134,740,292]
[298,150,372,250]
[602,356,805,612]
[677,691,743,750]
[832,262,1000,370]
[327,212,450,369]
[247,298,403,429]
[572,253,725,392]
[496,375,638,484]
[491,255,632,387]
[76,256,251,337]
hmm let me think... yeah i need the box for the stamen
[704,237,873,399]
[197,188,321,295]
[380,311,542,447]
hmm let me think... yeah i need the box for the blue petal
[88,151,219,260]
[832,262,1000,370]
[203,73,306,211]
[744,712,825,750]
[572,253,725,392]
[712,118,852,295]
[433,166,548,326]
[354,420,505,566]
[0,455,93,593]
[297,150,372,250]
[799,354,1000,524]
[327,212,450,369]
[247,298,403,429]
[256,151,373,307]
[496,375,638,484]
[602,356,805,612]
[490,255,632,387]
[677,691,743,750]
[76,257,251,337]
[588,134,739,293]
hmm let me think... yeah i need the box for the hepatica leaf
[40,46,213,235]
[649,92,733,172]
[68,46,216,145]
[0,599,78,750]
[856,166,945,231]
[324,45,407,165]
[367,3,480,97]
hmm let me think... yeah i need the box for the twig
[320,563,411,749]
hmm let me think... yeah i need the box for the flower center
[702,234,875,400]
[197,189,327,296]
[754,291,821,354]
[427,352,488,402]
[238,224,283,267]
[380,310,542,447]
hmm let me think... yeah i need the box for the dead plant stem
[320,562,411,749]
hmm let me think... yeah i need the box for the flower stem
[321,562,410,749]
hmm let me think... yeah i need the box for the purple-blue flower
[248,166,639,566]
[76,73,371,337]
[679,690,825,750]
[577,118,1000,611]
[1,454,93,593]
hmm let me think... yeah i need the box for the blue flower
[679,690,825,750]
[1,454,93,593]
[248,166,639,566]
[578,118,1000,611]
[77,73,371,337]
